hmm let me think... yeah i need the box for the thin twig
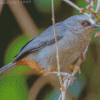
[63,0,81,11]
[63,0,84,13]
[58,94,62,100]
[52,0,99,100]
[95,0,100,13]
[51,0,65,94]
[58,44,89,100]
[90,0,94,9]
[85,0,97,3]
[90,9,100,21]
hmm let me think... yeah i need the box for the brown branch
[95,0,100,13]
[63,0,84,13]
[90,9,100,21]
[7,0,39,39]
[51,0,65,95]
[58,44,89,100]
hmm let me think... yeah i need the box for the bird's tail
[0,62,17,78]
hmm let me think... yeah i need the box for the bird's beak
[90,24,100,28]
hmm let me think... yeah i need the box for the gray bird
[0,14,100,78]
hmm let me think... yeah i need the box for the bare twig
[63,0,84,13]
[58,44,89,100]
[95,0,100,13]
[51,1,91,100]
[51,0,65,93]
[51,0,100,100]
[85,0,97,3]
[90,9,100,21]
[85,0,100,22]
[63,0,100,22]
[89,0,94,8]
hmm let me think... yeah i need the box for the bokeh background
[0,0,100,100]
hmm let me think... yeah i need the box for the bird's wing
[13,22,67,62]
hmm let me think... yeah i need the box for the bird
[0,14,100,78]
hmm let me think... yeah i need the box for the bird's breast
[32,34,91,71]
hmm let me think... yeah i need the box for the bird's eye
[86,21,91,25]
[81,21,91,26]
[81,21,86,25]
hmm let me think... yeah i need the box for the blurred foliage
[75,0,100,100]
[0,76,28,100]
[0,35,30,100]
[44,90,60,100]
[4,35,32,76]
[33,0,61,15]
[0,0,100,100]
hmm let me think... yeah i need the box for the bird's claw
[74,65,81,74]
[63,73,76,85]
[80,54,86,62]
[68,65,81,74]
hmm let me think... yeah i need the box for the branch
[63,0,100,22]
[51,0,65,92]
[58,44,89,100]
[51,1,92,100]
[85,0,100,23]
[85,0,97,3]
[63,0,84,13]
[95,0,100,13]
[51,0,100,99]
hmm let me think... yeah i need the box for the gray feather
[0,62,17,78]
[13,22,66,62]
[0,14,98,78]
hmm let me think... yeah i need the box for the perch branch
[95,0,100,13]
[85,0,97,3]
[63,0,84,13]
[51,0,65,92]
[90,9,100,21]
[58,44,89,100]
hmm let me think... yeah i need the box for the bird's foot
[48,71,76,88]
[68,65,75,70]
[74,65,81,74]
[48,71,75,80]
[68,64,81,74]
[80,54,86,62]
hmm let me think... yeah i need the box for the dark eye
[81,21,91,26]
[86,21,91,25]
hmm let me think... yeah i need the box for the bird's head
[63,14,100,36]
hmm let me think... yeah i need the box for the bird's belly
[34,38,90,71]
[58,38,89,69]
[59,45,83,69]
